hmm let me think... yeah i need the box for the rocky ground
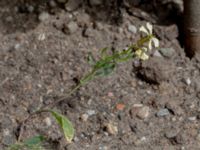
[1,0,200,150]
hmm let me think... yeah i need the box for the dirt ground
[1,0,200,150]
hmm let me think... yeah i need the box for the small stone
[64,21,78,34]
[83,27,93,37]
[116,103,125,111]
[57,0,67,3]
[38,12,50,22]
[197,134,200,141]
[133,104,143,107]
[45,117,52,126]
[156,108,170,117]
[136,106,150,119]
[99,145,108,150]
[165,129,178,139]
[38,33,46,41]
[81,114,89,122]
[65,0,82,11]
[2,129,15,146]
[159,48,175,58]
[6,16,13,22]
[188,116,196,121]
[3,129,10,136]
[95,22,104,30]
[165,101,184,116]
[128,24,137,33]
[86,110,96,116]
[118,27,123,34]
[27,5,34,13]
[2,135,15,146]
[14,44,20,50]
[108,92,114,97]
[137,57,174,84]
[49,0,57,8]
[183,78,191,85]
[153,50,162,57]
[105,123,118,135]
[89,0,103,5]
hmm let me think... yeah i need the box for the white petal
[152,38,159,48]
[141,53,149,60]
[141,47,148,52]
[148,40,152,50]
[139,26,149,35]
[146,22,153,34]
[135,49,142,56]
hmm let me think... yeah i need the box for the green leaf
[50,110,75,143]
[87,52,95,66]
[24,135,45,146]
[95,63,115,77]
[100,47,108,58]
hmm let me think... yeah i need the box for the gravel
[159,48,175,58]
[64,21,79,34]
[38,12,50,22]
[136,106,150,119]
[156,108,170,117]
[128,24,137,33]
[89,0,103,6]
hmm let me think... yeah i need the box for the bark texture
[184,0,200,57]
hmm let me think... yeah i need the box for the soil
[1,0,200,150]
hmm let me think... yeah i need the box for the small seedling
[8,22,159,150]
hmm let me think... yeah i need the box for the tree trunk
[184,0,200,57]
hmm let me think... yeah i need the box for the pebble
[133,104,143,107]
[185,78,192,85]
[159,48,175,58]
[38,12,50,22]
[188,116,196,121]
[136,106,150,119]
[57,0,67,3]
[38,33,46,41]
[45,117,52,126]
[81,114,89,122]
[105,123,118,135]
[156,108,170,117]
[2,129,15,145]
[165,129,178,139]
[99,145,108,150]
[89,0,103,5]
[153,50,162,57]
[108,92,114,97]
[27,5,34,13]
[14,44,20,50]
[65,0,82,11]
[86,110,96,116]
[49,0,57,8]
[2,135,15,146]
[128,24,137,34]
[64,21,78,34]
[83,27,93,37]
[6,16,13,22]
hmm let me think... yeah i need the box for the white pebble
[38,33,46,41]
[87,110,96,116]
[45,117,52,126]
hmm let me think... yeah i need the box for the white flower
[149,37,159,50]
[139,22,159,50]
[135,47,149,60]
[139,22,153,35]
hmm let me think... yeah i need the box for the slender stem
[17,70,96,142]
[17,33,154,143]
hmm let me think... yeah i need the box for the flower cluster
[135,22,159,60]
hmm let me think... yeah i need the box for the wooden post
[184,0,200,57]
